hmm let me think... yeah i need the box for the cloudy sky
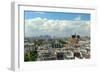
[24,11,90,37]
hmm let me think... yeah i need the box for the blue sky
[24,11,90,21]
[24,11,90,37]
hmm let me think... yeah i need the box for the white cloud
[74,16,81,21]
[25,17,90,37]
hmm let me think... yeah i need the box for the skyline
[24,11,90,37]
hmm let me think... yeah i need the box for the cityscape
[24,35,90,61]
[24,11,90,62]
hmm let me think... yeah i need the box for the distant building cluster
[24,34,90,61]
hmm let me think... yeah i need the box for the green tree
[24,50,38,62]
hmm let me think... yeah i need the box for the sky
[24,11,90,21]
[24,11,90,37]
